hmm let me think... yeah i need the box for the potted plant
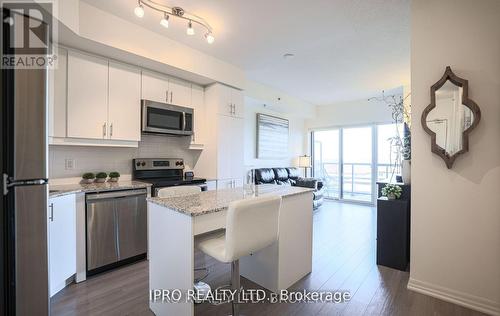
[95,172,108,183]
[381,184,402,200]
[108,171,120,182]
[81,172,95,184]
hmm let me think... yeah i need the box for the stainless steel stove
[132,158,207,196]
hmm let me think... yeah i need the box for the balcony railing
[313,162,393,201]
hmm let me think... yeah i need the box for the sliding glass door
[342,127,373,202]
[312,123,402,204]
[312,130,340,199]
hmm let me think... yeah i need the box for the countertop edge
[147,187,314,217]
[49,181,152,198]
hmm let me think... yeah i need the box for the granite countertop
[49,180,151,198]
[147,184,314,217]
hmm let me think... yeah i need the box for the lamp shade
[298,155,311,168]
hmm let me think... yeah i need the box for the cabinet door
[216,84,233,116]
[142,70,169,103]
[230,117,245,181]
[206,180,217,191]
[217,179,234,190]
[216,114,233,180]
[231,88,245,118]
[67,51,108,139]
[191,84,205,144]
[48,47,67,137]
[48,194,76,297]
[168,77,191,106]
[109,62,141,141]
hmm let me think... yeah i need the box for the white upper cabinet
[141,70,169,104]
[141,71,192,107]
[48,47,67,138]
[108,62,141,141]
[67,51,109,139]
[168,77,192,107]
[214,84,244,118]
[231,88,245,118]
[216,84,233,116]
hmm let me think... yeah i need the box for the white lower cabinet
[48,194,76,297]
[205,180,217,191]
[217,178,243,190]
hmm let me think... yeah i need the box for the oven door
[142,100,193,135]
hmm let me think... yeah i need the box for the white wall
[56,0,246,89]
[49,135,197,179]
[244,97,306,169]
[410,1,500,315]
[305,89,402,130]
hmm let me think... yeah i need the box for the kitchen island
[147,184,314,316]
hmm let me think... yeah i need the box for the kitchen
[45,43,249,289]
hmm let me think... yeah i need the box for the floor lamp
[298,155,311,178]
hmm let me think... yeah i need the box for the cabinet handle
[170,91,173,103]
[110,123,113,137]
[228,103,232,114]
[166,90,169,103]
[192,132,196,143]
[233,104,236,115]
[103,123,107,137]
[49,203,54,222]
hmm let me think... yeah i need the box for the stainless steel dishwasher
[86,189,147,275]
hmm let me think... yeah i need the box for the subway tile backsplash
[49,135,199,179]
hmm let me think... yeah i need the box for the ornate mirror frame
[421,66,481,169]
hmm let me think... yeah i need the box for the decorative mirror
[421,66,481,168]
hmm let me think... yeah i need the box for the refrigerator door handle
[3,173,48,195]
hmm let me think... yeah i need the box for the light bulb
[187,21,195,35]
[134,4,144,18]
[160,13,169,28]
[205,33,215,44]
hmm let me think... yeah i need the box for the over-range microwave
[141,100,193,136]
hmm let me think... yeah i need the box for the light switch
[65,159,75,170]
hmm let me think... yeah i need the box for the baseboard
[407,278,500,316]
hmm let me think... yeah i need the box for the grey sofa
[254,167,325,209]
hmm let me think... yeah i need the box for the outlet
[65,159,75,170]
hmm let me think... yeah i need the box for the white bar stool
[197,195,282,316]
[157,186,201,198]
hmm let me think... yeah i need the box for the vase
[95,178,106,183]
[402,160,411,184]
[81,178,94,184]
[108,177,119,182]
[387,193,396,200]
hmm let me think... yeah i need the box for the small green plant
[95,172,108,179]
[82,172,95,180]
[109,171,120,178]
[381,184,402,199]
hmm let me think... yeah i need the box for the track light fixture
[134,0,215,44]
[187,20,194,35]
[160,13,169,28]
[134,0,145,18]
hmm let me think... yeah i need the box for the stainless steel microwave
[141,100,193,136]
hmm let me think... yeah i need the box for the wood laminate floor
[51,201,486,316]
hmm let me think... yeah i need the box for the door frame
[310,121,396,206]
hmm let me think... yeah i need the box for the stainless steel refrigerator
[1,8,50,316]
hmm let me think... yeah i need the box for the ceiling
[81,0,410,105]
